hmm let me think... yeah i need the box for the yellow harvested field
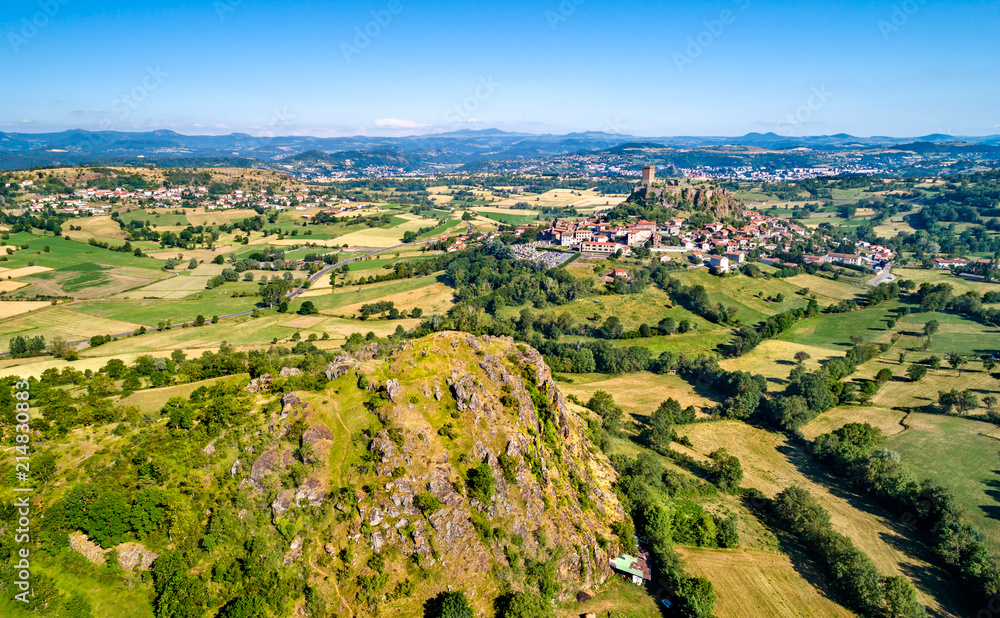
[0,301,51,318]
[0,307,143,342]
[869,365,1000,410]
[678,421,959,614]
[148,248,231,262]
[893,267,1000,296]
[281,315,328,329]
[116,275,210,299]
[0,280,28,292]
[678,547,852,618]
[560,372,716,418]
[2,265,53,278]
[61,216,126,241]
[720,340,843,390]
[0,353,147,379]
[331,218,435,248]
[185,208,259,226]
[801,406,909,440]
[336,281,455,316]
[316,317,421,339]
[782,273,864,300]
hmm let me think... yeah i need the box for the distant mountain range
[1,128,998,174]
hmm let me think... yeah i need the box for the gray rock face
[271,489,295,515]
[451,374,483,412]
[246,374,273,392]
[278,367,302,378]
[370,431,397,462]
[280,392,306,417]
[302,424,333,444]
[295,477,327,506]
[325,355,356,380]
[230,459,241,477]
[385,378,402,402]
[250,449,295,488]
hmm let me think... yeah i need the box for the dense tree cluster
[767,485,925,617]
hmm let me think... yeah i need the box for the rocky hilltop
[236,331,627,615]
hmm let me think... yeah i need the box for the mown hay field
[677,420,961,615]
[678,547,853,618]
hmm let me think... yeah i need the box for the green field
[777,301,902,351]
[889,413,1000,554]
[0,234,163,271]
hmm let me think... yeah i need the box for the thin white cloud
[375,118,428,129]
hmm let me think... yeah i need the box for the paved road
[17,238,441,353]
[867,263,894,287]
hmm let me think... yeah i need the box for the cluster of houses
[16,182,368,220]
[538,208,900,273]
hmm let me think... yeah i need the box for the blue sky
[1,0,997,137]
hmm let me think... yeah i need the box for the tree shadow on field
[775,359,796,367]
[745,500,847,611]
[774,442,966,615]
[982,473,1000,522]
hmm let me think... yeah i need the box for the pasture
[719,339,844,391]
[800,406,910,440]
[557,577,660,618]
[21,263,168,299]
[888,413,1000,554]
[672,270,818,323]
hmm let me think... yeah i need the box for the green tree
[906,364,927,382]
[675,576,716,618]
[794,351,811,365]
[436,592,473,618]
[707,448,743,491]
[947,353,967,375]
[923,320,939,337]
[152,551,209,618]
[501,592,553,618]
[880,576,926,618]
[187,258,198,269]
[466,462,496,504]
[586,390,623,434]
[414,491,442,515]
[298,300,317,315]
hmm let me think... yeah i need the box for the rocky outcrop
[325,353,359,380]
[68,532,157,571]
[385,378,402,402]
[246,374,273,392]
[249,448,296,488]
[295,477,327,506]
[280,392,306,417]
[240,331,623,606]
[116,542,159,571]
[302,424,333,444]
[278,367,302,378]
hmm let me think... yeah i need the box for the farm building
[609,553,651,585]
